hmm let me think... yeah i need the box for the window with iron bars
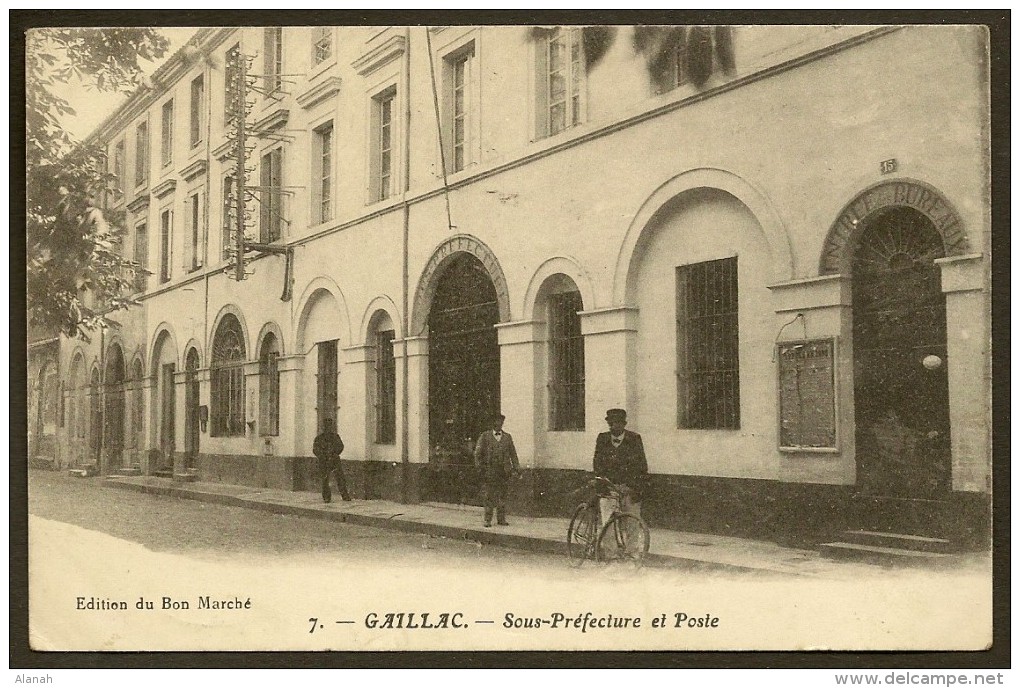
[259,334,280,437]
[548,289,585,431]
[676,256,740,430]
[211,315,246,437]
[375,330,396,444]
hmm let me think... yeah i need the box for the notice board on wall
[777,338,837,450]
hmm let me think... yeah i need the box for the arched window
[258,332,280,436]
[211,314,246,436]
[545,279,585,431]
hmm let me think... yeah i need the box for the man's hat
[605,408,627,422]
[493,413,506,422]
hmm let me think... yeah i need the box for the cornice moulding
[351,35,406,76]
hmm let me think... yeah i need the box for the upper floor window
[676,256,740,430]
[224,43,240,125]
[536,27,585,138]
[160,99,174,167]
[221,174,234,261]
[133,221,148,292]
[264,28,283,95]
[312,121,333,224]
[185,192,203,272]
[134,121,148,188]
[190,74,205,148]
[371,87,396,202]
[158,208,172,283]
[260,148,284,242]
[112,139,125,199]
[444,43,476,173]
[312,27,332,66]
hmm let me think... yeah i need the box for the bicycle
[566,476,650,568]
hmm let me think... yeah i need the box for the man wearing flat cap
[474,413,520,527]
[593,408,648,523]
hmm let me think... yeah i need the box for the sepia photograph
[18,13,1002,662]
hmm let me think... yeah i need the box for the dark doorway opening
[159,362,176,473]
[184,348,200,469]
[104,346,126,473]
[853,206,951,501]
[426,254,501,504]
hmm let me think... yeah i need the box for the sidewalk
[101,474,963,578]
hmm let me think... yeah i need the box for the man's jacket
[593,430,648,499]
[313,432,345,460]
[474,430,520,480]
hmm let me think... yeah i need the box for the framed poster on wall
[777,338,838,452]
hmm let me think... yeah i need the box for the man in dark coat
[313,417,351,503]
[593,408,648,522]
[474,413,520,527]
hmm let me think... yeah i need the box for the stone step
[173,472,198,483]
[152,469,174,478]
[115,466,143,477]
[818,541,955,566]
[840,529,954,554]
[68,465,99,478]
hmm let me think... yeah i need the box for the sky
[48,28,197,141]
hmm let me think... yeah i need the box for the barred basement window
[375,330,396,444]
[676,256,740,429]
[548,289,585,431]
[211,314,246,437]
[259,333,280,437]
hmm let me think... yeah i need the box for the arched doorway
[151,330,178,474]
[89,368,102,465]
[104,345,126,472]
[852,206,951,499]
[184,348,201,469]
[426,253,501,504]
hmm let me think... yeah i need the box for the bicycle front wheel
[596,513,650,568]
[566,503,599,567]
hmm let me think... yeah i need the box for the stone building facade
[32,25,991,545]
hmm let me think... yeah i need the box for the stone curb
[102,478,771,575]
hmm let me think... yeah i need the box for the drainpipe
[400,27,412,503]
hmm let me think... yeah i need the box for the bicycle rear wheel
[566,503,599,567]
[596,513,650,568]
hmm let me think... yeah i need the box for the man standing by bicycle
[593,408,648,525]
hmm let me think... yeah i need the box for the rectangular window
[160,99,174,167]
[133,221,148,292]
[443,45,477,173]
[187,192,202,272]
[222,175,234,261]
[259,350,280,437]
[264,27,283,95]
[113,140,125,198]
[548,290,585,431]
[190,74,204,148]
[224,43,240,125]
[159,209,172,283]
[312,27,332,66]
[259,148,284,242]
[676,256,740,429]
[134,121,148,188]
[316,339,338,434]
[375,330,396,444]
[375,90,395,201]
[546,28,584,136]
[311,121,333,224]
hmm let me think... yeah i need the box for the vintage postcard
[23,17,997,655]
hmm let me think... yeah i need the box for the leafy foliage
[633,25,735,89]
[26,28,170,339]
